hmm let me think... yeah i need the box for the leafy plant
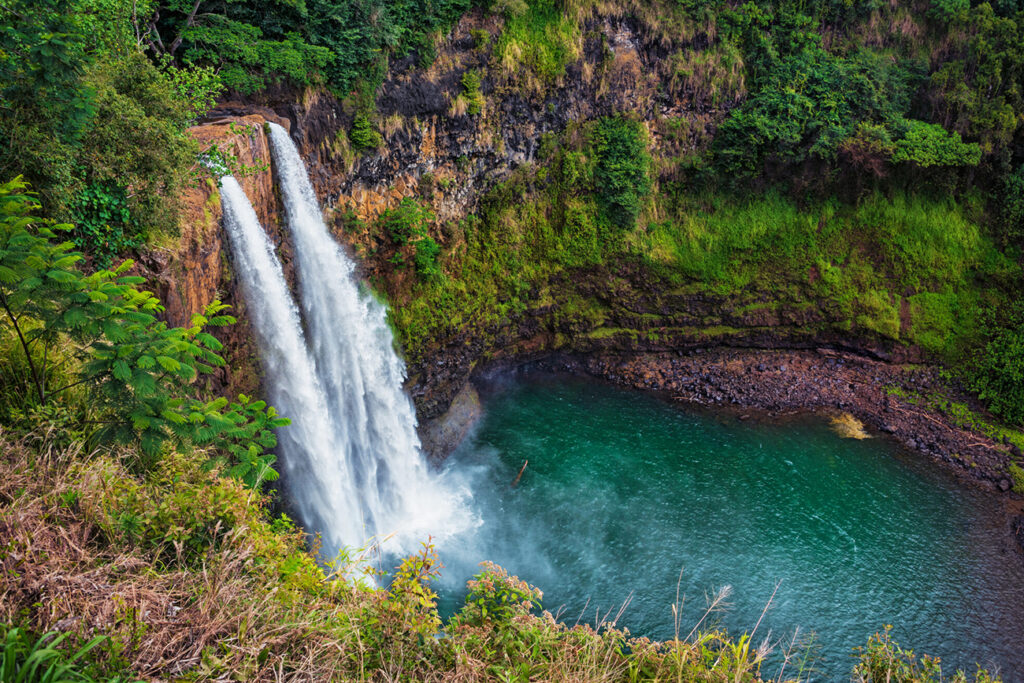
[964,304,1024,426]
[160,58,225,126]
[380,197,434,246]
[349,113,383,150]
[1008,463,1024,495]
[0,177,286,486]
[383,542,443,639]
[452,561,542,628]
[592,116,651,229]
[414,236,443,281]
[461,69,484,115]
[71,183,141,268]
[1000,165,1024,245]
[854,626,996,682]
[890,120,981,167]
[0,626,129,683]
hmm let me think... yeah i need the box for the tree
[0,177,286,486]
[592,116,651,230]
[965,303,1024,426]
[0,0,97,212]
[890,120,982,167]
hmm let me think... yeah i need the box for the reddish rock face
[139,115,282,328]
[136,114,289,397]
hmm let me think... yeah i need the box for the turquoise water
[433,372,1024,681]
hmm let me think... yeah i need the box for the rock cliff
[138,114,289,397]
[154,8,921,421]
[150,10,1007,485]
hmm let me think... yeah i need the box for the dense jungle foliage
[1,0,1023,679]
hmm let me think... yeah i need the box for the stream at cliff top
[429,371,1024,681]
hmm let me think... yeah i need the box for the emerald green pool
[434,372,1024,680]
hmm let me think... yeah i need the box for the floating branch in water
[511,460,528,487]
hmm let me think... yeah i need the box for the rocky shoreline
[540,348,1018,488]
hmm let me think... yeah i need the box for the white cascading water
[220,176,371,553]
[222,128,473,562]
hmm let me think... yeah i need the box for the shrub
[380,197,435,246]
[471,28,490,50]
[965,306,1024,426]
[592,116,651,229]
[378,198,443,282]
[927,0,970,22]
[854,626,997,682]
[71,183,142,268]
[349,113,383,150]
[1008,463,1024,495]
[840,123,896,178]
[451,561,542,628]
[1000,165,1024,245]
[890,121,982,168]
[0,178,286,485]
[461,69,484,115]
[414,236,443,281]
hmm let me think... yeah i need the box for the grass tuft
[831,412,871,439]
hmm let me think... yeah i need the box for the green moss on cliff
[390,120,1016,369]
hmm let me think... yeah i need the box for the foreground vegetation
[3,431,1001,682]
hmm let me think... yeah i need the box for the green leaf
[112,359,131,381]
[156,355,181,372]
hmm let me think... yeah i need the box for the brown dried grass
[0,430,364,681]
[0,427,808,682]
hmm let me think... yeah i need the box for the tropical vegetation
[1,0,1023,679]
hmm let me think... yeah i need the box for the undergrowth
[494,0,583,91]
[0,428,1001,681]
[389,120,1015,368]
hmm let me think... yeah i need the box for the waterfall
[220,176,370,553]
[220,129,473,562]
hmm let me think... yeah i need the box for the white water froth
[222,128,475,561]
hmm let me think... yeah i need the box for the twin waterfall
[219,123,469,559]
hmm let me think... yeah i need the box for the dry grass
[830,413,871,440]
[381,113,408,140]
[449,94,470,117]
[0,430,367,681]
[667,44,746,107]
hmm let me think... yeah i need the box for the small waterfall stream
[219,131,472,561]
